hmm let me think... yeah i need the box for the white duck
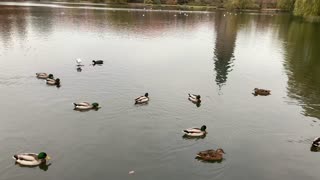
[76,58,83,66]
[183,125,207,137]
[135,93,149,104]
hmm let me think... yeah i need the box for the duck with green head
[46,78,60,86]
[13,152,50,166]
[135,93,149,104]
[183,125,207,137]
[36,73,53,79]
[73,102,100,110]
[188,93,201,104]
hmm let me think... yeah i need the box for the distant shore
[6,1,288,13]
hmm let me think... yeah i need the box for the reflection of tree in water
[282,20,320,119]
[30,7,54,37]
[213,12,239,89]
[0,6,55,47]
[0,7,30,47]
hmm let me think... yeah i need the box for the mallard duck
[36,73,53,79]
[46,78,60,86]
[253,88,271,96]
[188,93,201,103]
[13,152,50,166]
[73,102,100,110]
[92,60,103,65]
[312,137,320,147]
[196,148,225,161]
[183,125,207,137]
[135,93,149,104]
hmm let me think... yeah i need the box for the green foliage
[109,0,128,3]
[144,0,153,4]
[294,0,320,17]
[277,0,295,10]
[166,0,178,5]
[144,0,161,4]
[225,0,256,10]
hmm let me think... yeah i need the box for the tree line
[63,0,320,17]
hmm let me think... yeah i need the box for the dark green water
[0,2,319,180]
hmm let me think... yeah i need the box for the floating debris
[129,170,135,175]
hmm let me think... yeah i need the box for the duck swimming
[196,148,225,161]
[312,137,320,147]
[76,58,83,66]
[92,60,103,65]
[135,93,149,104]
[253,88,271,96]
[73,102,100,110]
[13,152,50,166]
[183,125,207,137]
[46,78,60,86]
[188,93,201,103]
[36,73,53,79]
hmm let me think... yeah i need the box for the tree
[224,0,256,10]
[277,0,295,10]
[294,0,320,17]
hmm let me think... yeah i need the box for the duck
[46,78,60,86]
[196,148,225,161]
[36,73,53,79]
[92,60,103,65]
[13,152,50,166]
[253,88,271,96]
[73,102,100,110]
[188,93,201,103]
[312,137,320,147]
[76,58,83,66]
[135,93,149,104]
[183,125,207,137]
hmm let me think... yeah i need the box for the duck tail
[73,103,77,107]
[188,93,191,97]
[183,130,189,133]
[13,155,18,160]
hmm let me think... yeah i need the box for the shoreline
[4,1,290,13]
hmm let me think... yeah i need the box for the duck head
[38,152,51,160]
[200,125,206,131]
[55,78,60,86]
[216,148,225,154]
[92,103,99,108]
[48,74,54,79]
[197,95,201,99]
[145,93,149,97]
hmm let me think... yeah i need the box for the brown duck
[196,148,225,161]
[253,88,271,96]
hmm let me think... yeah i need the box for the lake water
[0,2,319,180]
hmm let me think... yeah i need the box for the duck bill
[46,156,51,160]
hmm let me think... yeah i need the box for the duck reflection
[310,146,320,152]
[15,162,52,172]
[182,134,206,140]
